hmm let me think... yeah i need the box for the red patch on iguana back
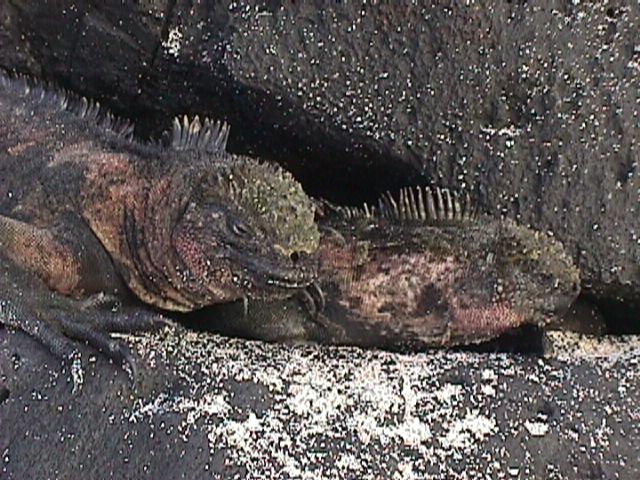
[319,238,527,343]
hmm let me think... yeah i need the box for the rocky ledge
[1,325,638,479]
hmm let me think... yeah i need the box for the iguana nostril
[290,251,300,263]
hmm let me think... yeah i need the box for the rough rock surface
[1,4,639,478]
[0,1,638,305]
[1,325,639,480]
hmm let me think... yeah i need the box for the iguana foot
[57,313,137,374]
[293,282,340,333]
[1,295,172,382]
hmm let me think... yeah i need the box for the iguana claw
[297,282,326,318]
[1,292,171,385]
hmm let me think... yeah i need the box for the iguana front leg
[1,295,131,366]
[0,214,170,373]
[0,258,172,378]
[0,214,123,297]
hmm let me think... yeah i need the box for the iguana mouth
[240,269,314,300]
[265,276,308,289]
[227,248,316,293]
[256,261,315,290]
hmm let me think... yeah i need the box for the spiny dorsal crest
[0,71,135,139]
[172,114,230,154]
[378,186,477,222]
[333,186,478,223]
[71,96,135,139]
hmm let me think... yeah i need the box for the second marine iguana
[0,72,319,364]
[205,186,581,350]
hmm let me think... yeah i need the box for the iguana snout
[171,199,317,307]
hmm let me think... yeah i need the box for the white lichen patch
[123,330,506,478]
[545,331,640,364]
[524,418,550,437]
[119,327,639,479]
[441,409,497,452]
[162,27,184,58]
[69,351,84,394]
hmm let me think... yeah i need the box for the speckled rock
[1,5,639,478]
[0,1,638,306]
[1,324,639,479]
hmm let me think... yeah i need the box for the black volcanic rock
[1,5,639,478]
[0,1,638,306]
[2,324,639,480]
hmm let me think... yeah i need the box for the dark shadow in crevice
[585,293,640,335]
[39,54,426,207]
[458,324,548,356]
[0,386,9,404]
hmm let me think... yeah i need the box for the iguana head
[122,153,319,312]
[490,219,581,324]
[166,158,320,310]
[109,116,320,312]
[446,218,581,343]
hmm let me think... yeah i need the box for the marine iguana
[0,72,320,364]
[206,186,581,350]
[0,72,580,367]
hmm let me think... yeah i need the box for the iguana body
[0,72,580,362]
[0,73,319,361]
[208,187,581,349]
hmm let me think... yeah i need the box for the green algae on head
[192,158,320,260]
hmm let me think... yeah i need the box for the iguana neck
[81,154,195,310]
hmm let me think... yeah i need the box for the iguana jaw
[224,247,315,298]
[170,206,316,308]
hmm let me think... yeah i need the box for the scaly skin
[0,73,319,363]
[207,187,581,349]
[0,72,580,364]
